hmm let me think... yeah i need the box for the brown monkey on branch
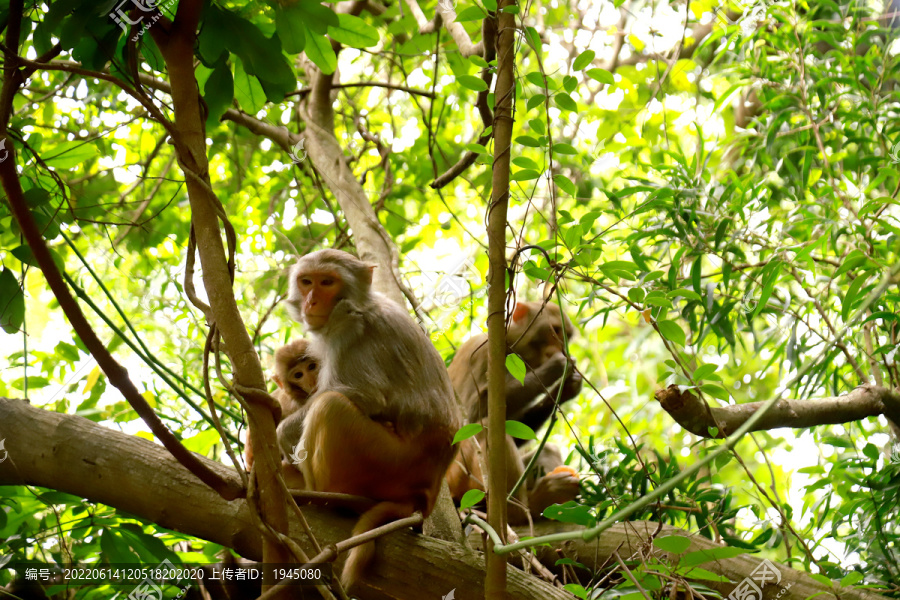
[277,249,460,588]
[243,339,320,487]
[446,301,583,524]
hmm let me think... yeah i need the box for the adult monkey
[446,301,583,524]
[277,249,460,587]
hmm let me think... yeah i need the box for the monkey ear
[511,303,530,323]
[363,264,375,285]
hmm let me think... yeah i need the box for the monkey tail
[341,501,416,589]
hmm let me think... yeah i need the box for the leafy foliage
[0,0,899,595]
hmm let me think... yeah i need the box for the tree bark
[146,0,292,579]
[656,383,900,438]
[485,1,517,597]
[0,398,572,600]
[469,521,890,600]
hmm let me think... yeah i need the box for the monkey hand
[561,360,582,400]
[528,466,580,517]
[534,353,571,385]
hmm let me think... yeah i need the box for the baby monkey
[244,339,318,488]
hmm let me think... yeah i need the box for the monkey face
[296,271,342,329]
[289,358,319,395]
[510,302,575,368]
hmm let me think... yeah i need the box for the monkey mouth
[304,314,328,329]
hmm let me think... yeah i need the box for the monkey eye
[308,363,317,371]
[299,277,313,286]
[553,326,564,338]
[320,278,335,287]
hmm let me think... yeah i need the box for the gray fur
[280,250,458,444]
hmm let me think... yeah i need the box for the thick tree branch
[147,1,292,573]
[470,521,890,600]
[0,398,572,600]
[402,0,484,56]
[0,19,241,499]
[299,57,407,304]
[655,383,900,438]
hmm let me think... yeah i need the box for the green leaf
[453,423,484,444]
[506,353,526,383]
[457,75,489,92]
[294,1,340,34]
[554,174,576,196]
[456,6,487,21]
[512,156,539,169]
[505,420,537,440]
[525,71,546,87]
[700,383,729,400]
[563,584,588,600]
[511,169,542,181]
[751,260,783,319]
[841,275,867,322]
[0,268,25,334]
[482,0,498,10]
[274,4,307,54]
[466,143,489,154]
[204,60,234,128]
[840,571,864,587]
[554,93,578,112]
[586,68,614,84]
[692,364,718,380]
[303,23,338,74]
[645,296,674,309]
[834,250,866,278]
[553,142,577,155]
[23,187,51,208]
[543,501,595,526]
[573,49,595,71]
[328,13,380,48]
[653,535,691,554]
[516,135,542,148]
[657,320,686,346]
[862,311,898,324]
[43,141,98,170]
[527,94,545,110]
[691,256,703,295]
[667,288,701,301]
[680,567,731,582]
[525,26,542,51]
[10,246,39,267]
[232,57,266,114]
[460,489,485,509]
[201,7,296,99]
